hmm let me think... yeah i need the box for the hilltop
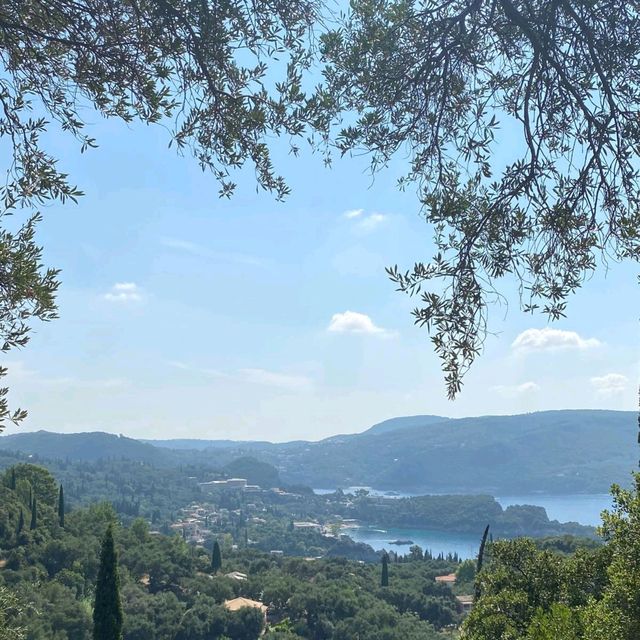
[0,430,170,464]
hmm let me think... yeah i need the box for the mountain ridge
[0,409,635,494]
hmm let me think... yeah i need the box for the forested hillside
[3,410,633,494]
[275,410,635,493]
[0,463,465,639]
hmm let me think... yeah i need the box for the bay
[316,487,613,527]
[318,489,613,558]
[348,525,480,560]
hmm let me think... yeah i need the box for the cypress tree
[58,485,65,527]
[211,540,222,574]
[28,486,32,509]
[9,468,16,490]
[93,524,123,640]
[30,497,37,530]
[475,524,490,600]
[381,552,389,587]
[16,509,24,536]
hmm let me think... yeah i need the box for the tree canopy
[319,0,640,396]
[0,0,320,428]
[1,0,639,408]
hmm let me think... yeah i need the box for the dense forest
[0,448,594,542]
[0,459,635,639]
[0,463,466,639]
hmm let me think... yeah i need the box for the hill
[362,414,451,436]
[141,438,274,450]
[0,410,635,494]
[222,456,281,487]
[0,430,170,464]
[273,410,636,494]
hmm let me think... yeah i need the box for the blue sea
[316,489,613,560]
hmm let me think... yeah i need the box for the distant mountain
[0,430,170,464]
[362,415,451,436]
[274,410,636,494]
[1,410,635,494]
[141,438,273,451]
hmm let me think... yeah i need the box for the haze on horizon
[2,119,637,442]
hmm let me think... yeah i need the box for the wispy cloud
[512,328,601,352]
[104,282,142,303]
[590,373,629,397]
[239,368,312,391]
[48,377,127,390]
[161,237,267,267]
[4,362,127,390]
[343,208,364,219]
[327,310,390,336]
[168,361,312,392]
[167,360,190,371]
[492,381,540,397]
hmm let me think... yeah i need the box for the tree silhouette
[381,552,389,587]
[29,497,36,530]
[16,509,24,536]
[476,524,491,600]
[93,524,123,640]
[58,485,65,527]
[211,541,222,574]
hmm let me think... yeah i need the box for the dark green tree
[93,524,123,640]
[58,485,65,528]
[29,497,36,530]
[477,525,490,574]
[476,524,490,600]
[381,552,389,587]
[16,509,24,536]
[9,468,15,491]
[211,541,222,574]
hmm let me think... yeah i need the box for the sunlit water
[496,494,612,527]
[316,489,613,558]
[347,525,480,560]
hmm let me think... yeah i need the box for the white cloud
[511,328,601,352]
[357,212,387,232]
[104,282,142,303]
[343,209,389,231]
[590,373,629,396]
[239,368,312,391]
[492,381,540,397]
[328,310,387,335]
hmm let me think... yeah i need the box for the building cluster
[169,502,237,545]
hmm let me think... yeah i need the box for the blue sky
[2,115,638,441]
